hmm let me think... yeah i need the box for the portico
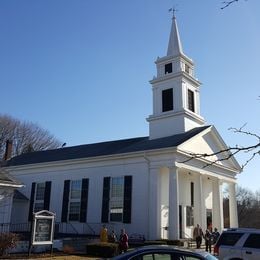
[147,160,238,240]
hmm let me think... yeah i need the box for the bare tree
[223,186,260,228]
[0,114,62,159]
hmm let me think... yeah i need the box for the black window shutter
[101,177,110,223]
[123,175,132,223]
[44,181,52,211]
[28,182,36,221]
[61,180,70,222]
[80,178,89,223]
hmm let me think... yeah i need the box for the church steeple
[167,13,183,56]
[147,14,205,140]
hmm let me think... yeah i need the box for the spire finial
[168,6,178,19]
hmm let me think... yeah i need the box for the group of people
[193,224,220,253]
[100,225,129,253]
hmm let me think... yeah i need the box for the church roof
[4,126,210,167]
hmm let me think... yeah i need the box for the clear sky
[0,0,259,191]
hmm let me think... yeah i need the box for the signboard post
[29,210,56,256]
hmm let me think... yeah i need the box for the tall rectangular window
[34,182,45,212]
[188,89,195,112]
[162,88,173,112]
[110,177,124,222]
[191,182,194,207]
[186,206,194,227]
[69,180,82,221]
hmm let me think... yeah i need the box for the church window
[101,176,132,223]
[188,89,195,112]
[165,63,172,74]
[110,177,124,222]
[28,181,52,221]
[191,182,194,207]
[185,63,190,74]
[162,88,173,112]
[61,178,89,223]
[68,180,82,221]
[34,182,45,212]
[186,206,194,227]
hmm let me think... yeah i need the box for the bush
[0,233,19,256]
[86,242,118,258]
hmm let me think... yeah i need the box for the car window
[175,253,202,260]
[243,234,260,249]
[132,253,172,260]
[217,232,243,246]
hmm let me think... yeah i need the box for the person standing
[119,229,129,253]
[212,227,220,244]
[109,230,117,243]
[204,229,213,253]
[193,224,203,249]
[100,225,108,242]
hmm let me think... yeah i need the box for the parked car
[214,228,260,260]
[113,245,217,260]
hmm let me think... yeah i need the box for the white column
[229,182,238,228]
[199,175,206,231]
[212,179,224,231]
[148,166,161,240]
[168,166,179,240]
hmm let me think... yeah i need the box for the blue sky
[0,0,259,191]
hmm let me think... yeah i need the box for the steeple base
[147,110,205,140]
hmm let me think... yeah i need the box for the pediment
[178,126,241,171]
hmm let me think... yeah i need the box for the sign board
[31,210,55,245]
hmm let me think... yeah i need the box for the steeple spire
[147,11,205,140]
[167,11,183,56]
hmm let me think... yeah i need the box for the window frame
[165,63,173,74]
[34,182,46,212]
[109,176,124,222]
[186,206,194,227]
[187,89,195,112]
[68,179,82,222]
[162,88,174,112]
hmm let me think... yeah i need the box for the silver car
[113,245,217,260]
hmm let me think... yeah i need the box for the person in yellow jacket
[100,225,108,242]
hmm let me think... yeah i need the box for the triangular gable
[178,126,241,172]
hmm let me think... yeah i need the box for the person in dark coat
[119,229,129,253]
[193,224,203,249]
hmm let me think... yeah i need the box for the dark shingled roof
[5,126,210,167]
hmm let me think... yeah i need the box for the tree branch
[179,126,259,169]
[221,0,248,10]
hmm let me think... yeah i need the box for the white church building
[3,15,241,240]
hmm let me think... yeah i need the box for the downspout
[143,153,150,240]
